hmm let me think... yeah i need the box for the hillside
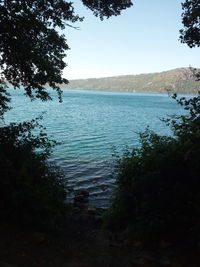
[63,68,199,94]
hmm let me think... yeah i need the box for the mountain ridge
[62,68,199,94]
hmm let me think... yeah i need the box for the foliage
[180,0,200,48]
[0,117,68,231]
[189,67,200,81]
[0,82,10,118]
[0,0,81,105]
[0,0,133,117]
[104,94,200,242]
[82,0,133,20]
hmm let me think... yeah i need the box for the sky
[62,0,199,80]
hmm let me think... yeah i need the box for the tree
[82,0,133,19]
[180,0,200,48]
[0,0,133,118]
[180,0,200,81]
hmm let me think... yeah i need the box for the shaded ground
[0,206,199,267]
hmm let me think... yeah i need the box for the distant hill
[62,68,199,94]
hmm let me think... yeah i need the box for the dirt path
[0,206,199,267]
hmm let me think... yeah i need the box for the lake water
[4,89,186,207]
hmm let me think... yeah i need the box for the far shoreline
[61,87,198,97]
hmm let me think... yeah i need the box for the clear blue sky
[62,0,199,80]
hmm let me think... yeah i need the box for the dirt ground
[0,206,199,267]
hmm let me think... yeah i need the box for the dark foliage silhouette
[180,0,200,48]
[0,117,68,230]
[104,94,200,242]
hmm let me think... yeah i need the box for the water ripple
[5,89,186,207]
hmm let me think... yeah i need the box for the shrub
[0,117,68,231]
[104,94,200,242]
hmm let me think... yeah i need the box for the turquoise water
[4,89,186,207]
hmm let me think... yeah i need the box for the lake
[4,89,186,207]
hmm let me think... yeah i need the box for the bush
[104,94,200,242]
[0,117,68,231]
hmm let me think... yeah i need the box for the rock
[72,206,80,213]
[87,206,96,215]
[73,201,87,209]
[74,195,88,203]
[77,190,89,197]
[74,190,89,198]
[74,190,89,205]
[96,207,107,213]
